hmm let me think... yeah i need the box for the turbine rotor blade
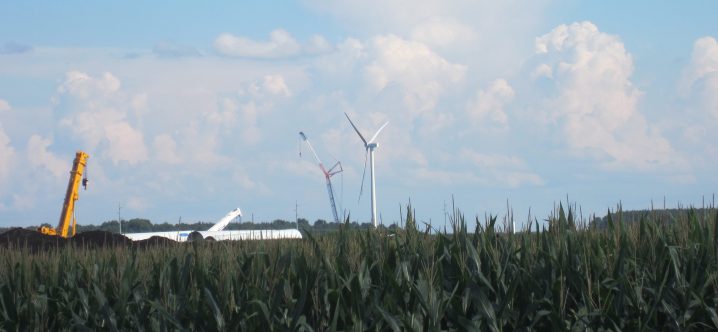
[369,121,389,144]
[344,112,368,147]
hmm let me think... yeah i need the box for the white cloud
[534,21,676,169]
[55,71,149,165]
[0,125,14,183]
[410,17,475,49]
[26,135,66,177]
[104,122,148,165]
[56,71,121,100]
[305,35,333,54]
[407,149,543,188]
[532,64,552,79]
[262,75,292,97]
[411,168,481,186]
[461,149,526,169]
[152,134,181,164]
[467,79,514,129]
[131,93,149,113]
[460,149,544,187]
[231,167,271,195]
[205,97,239,128]
[214,29,302,59]
[681,36,718,119]
[0,99,10,112]
[303,0,551,79]
[239,102,262,144]
[126,196,148,211]
[364,34,466,114]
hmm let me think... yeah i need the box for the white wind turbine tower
[344,112,389,228]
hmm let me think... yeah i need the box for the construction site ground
[0,228,178,252]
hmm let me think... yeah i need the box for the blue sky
[1,1,716,229]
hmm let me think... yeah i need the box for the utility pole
[295,201,299,230]
[118,202,122,234]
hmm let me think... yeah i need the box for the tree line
[1,218,383,235]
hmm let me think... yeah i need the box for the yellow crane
[38,151,89,238]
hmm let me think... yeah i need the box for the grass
[0,204,717,330]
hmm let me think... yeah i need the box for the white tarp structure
[123,229,302,242]
[122,207,303,242]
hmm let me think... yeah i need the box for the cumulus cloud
[0,99,9,112]
[305,35,333,54]
[410,17,475,49]
[208,74,293,144]
[262,75,292,97]
[26,135,66,177]
[55,71,149,165]
[126,196,148,211]
[214,29,335,59]
[534,21,676,169]
[0,126,14,182]
[460,149,544,187]
[231,167,271,195]
[214,29,302,58]
[104,122,148,165]
[206,97,239,126]
[56,71,121,100]
[238,74,293,98]
[152,134,181,164]
[411,149,543,188]
[680,36,718,119]
[467,79,514,129]
[364,34,466,114]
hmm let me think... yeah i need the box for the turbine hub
[368,142,378,149]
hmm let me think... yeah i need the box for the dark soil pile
[0,229,180,252]
[71,230,133,248]
[134,235,176,248]
[0,228,67,252]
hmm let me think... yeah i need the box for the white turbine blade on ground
[344,112,368,146]
[369,121,389,144]
[358,150,368,203]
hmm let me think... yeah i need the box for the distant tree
[298,218,310,228]
[272,219,290,229]
[123,218,153,233]
[314,219,327,227]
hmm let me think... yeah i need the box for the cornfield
[1,205,717,331]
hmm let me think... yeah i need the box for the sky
[0,1,717,229]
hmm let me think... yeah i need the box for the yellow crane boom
[39,151,89,238]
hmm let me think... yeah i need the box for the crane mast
[39,151,89,238]
[299,132,343,223]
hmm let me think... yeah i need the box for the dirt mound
[71,230,132,248]
[0,228,67,251]
[0,229,183,252]
[135,235,176,248]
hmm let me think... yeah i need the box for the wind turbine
[299,131,343,223]
[344,112,389,228]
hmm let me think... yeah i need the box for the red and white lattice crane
[299,131,343,223]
